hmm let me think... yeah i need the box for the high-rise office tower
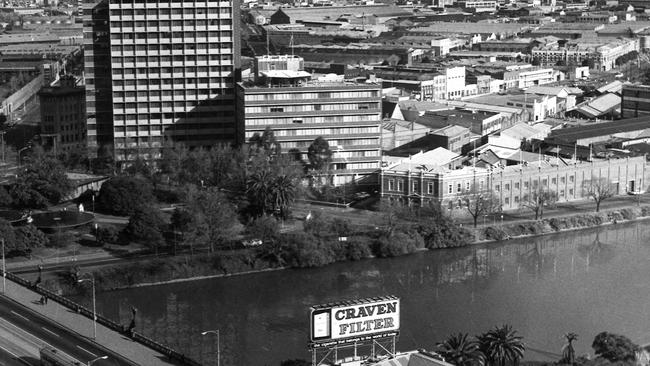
[84,0,240,161]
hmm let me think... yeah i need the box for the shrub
[345,239,372,261]
[97,176,154,216]
[13,224,47,255]
[47,231,77,248]
[153,186,185,204]
[376,231,420,257]
[123,206,166,250]
[592,332,639,363]
[0,186,12,208]
[96,225,120,245]
[484,226,508,241]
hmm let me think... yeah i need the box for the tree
[97,176,154,216]
[10,154,73,208]
[477,325,526,366]
[123,206,166,252]
[591,332,639,363]
[583,178,616,212]
[246,171,297,219]
[0,186,12,208]
[520,186,557,220]
[245,215,280,244]
[184,188,239,253]
[560,332,578,365]
[13,224,48,256]
[249,127,281,158]
[437,333,485,366]
[464,183,500,228]
[307,137,333,171]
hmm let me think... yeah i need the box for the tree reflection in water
[577,231,616,266]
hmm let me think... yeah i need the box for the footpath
[1,278,187,366]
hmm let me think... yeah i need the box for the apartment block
[621,84,650,119]
[84,0,240,161]
[237,71,382,185]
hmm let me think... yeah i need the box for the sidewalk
[1,279,185,366]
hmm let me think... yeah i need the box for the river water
[90,222,650,366]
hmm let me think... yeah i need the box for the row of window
[112,78,233,88]
[245,103,378,114]
[110,30,232,40]
[112,54,233,64]
[114,122,232,133]
[244,90,379,102]
[114,111,233,122]
[113,89,233,99]
[493,175,575,192]
[110,7,230,16]
[244,114,379,126]
[111,43,232,53]
[245,126,379,138]
[114,100,233,110]
[110,19,231,28]
[280,138,378,148]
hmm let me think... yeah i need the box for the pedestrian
[44,295,48,305]
[39,296,45,305]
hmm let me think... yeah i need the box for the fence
[1,270,202,366]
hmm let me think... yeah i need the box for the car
[353,192,370,200]
[242,238,263,247]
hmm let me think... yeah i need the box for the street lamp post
[78,274,97,340]
[501,214,504,226]
[87,355,108,366]
[2,238,5,293]
[201,330,220,366]
[17,146,30,166]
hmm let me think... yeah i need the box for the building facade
[237,79,382,185]
[621,84,650,119]
[85,0,240,161]
[39,75,86,153]
[380,156,648,212]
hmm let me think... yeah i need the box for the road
[0,295,136,366]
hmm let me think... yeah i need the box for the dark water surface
[91,222,650,366]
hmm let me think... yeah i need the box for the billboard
[310,296,400,344]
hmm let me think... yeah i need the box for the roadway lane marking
[0,344,35,366]
[76,345,97,357]
[10,311,30,323]
[41,327,60,338]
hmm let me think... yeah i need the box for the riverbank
[41,203,650,295]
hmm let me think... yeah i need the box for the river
[88,221,650,366]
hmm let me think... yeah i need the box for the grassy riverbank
[43,204,650,295]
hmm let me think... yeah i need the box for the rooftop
[548,116,650,143]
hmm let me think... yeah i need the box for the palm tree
[560,333,578,365]
[437,333,485,366]
[477,325,526,366]
[246,171,297,218]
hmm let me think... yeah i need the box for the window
[397,180,404,191]
[561,177,566,184]
[427,183,434,195]
[388,179,395,191]
[505,183,510,191]
[542,179,548,186]
[495,184,500,192]
[551,178,557,185]
[505,197,510,205]
[569,188,574,196]
[560,190,565,197]
[569,175,575,183]
[466,181,470,191]
[448,184,453,194]
[457,183,462,193]
[524,181,529,189]
[514,196,519,203]
[412,181,418,192]
[514,182,520,189]
[270,107,284,113]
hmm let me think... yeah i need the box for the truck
[40,347,82,366]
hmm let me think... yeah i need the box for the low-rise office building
[621,84,650,119]
[380,154,648,211]
[237,70,382,185]
[38,75,86,152]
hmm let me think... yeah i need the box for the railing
[1,270,202,366]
